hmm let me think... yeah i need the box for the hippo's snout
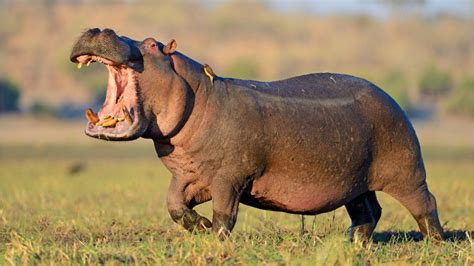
[70,28,139,66]
[70,28,149,141]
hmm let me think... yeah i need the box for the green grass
[0,143,472,265]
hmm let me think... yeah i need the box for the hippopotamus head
[70,28,186,141]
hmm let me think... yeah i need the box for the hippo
[70,28,444,240]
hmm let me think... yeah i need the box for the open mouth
[75,54,146,141]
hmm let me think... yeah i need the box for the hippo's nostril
[102,28,116,36]
[88,28,101,35]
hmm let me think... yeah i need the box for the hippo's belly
[241,169,368,214]
[240,101,374,214]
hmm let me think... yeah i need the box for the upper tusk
[122,105,133,124]
[85,108,100,124]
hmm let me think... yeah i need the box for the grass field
[0,116,473,264]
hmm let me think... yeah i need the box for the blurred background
[1,0,474,144]
[0,1,473,263]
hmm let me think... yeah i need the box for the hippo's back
[233,73,379,101]
[237,73,422,214]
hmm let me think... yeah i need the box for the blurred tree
[445,77,474,116]
[418,65,452,97]
[379,70,411,111]
[0,79,20,113]
[225,58,260,80]
[30,101,58,117]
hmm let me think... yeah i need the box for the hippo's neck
[152,52,214,153]
[170,52,207,91]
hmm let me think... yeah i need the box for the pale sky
[269,0,474,18]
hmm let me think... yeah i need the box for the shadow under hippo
[70,28,445,241]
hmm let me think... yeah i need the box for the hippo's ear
[163,39,177,55]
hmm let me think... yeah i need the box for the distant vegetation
[419,65,452,97]
[445,77,474,116]
[0,79,20,113]
[225,58,261,80]
[29,101,58,117]
[378,70,411,112]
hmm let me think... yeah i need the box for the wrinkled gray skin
[70,28,444,240]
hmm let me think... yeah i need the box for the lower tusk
[77,63,83,69]
[101,118,118,127]
[101,115,114,122]
[95,115,114,126]
[85,108,100,124]
[122,105,133,124]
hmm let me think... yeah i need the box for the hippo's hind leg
[384,182,444,240]
[345,191,382,241]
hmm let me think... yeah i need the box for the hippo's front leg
[210,177,245,237]
[167,176,212,232]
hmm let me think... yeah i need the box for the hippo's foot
[384,183,445,241]
[349,223,376,242]
[345,191,382,242]
[211,212,235,240]
[169,209,212,232]
[415,210,445,241]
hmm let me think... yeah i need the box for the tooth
[87,60,92,66]
[101,116,115,124]
[122,105,133,124]
[77,63,83,69]
[85,108,100,124]
[102,115,112,120]
[101,118,118,127]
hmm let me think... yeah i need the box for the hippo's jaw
[71,29,149,141]
[72,58,147,140]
